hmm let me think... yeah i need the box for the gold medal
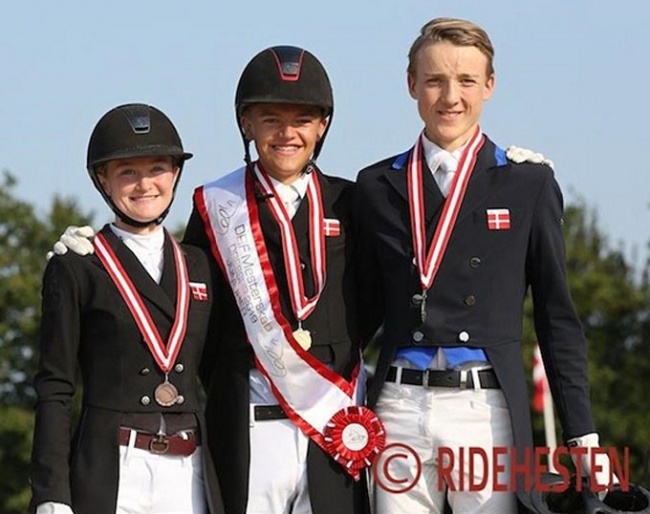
[293,328,312,351]
[154,381,179,407]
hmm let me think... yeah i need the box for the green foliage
[0,170,94,405]
[0,407,34,514]
[0,170,94,512]
[529,201,650,485]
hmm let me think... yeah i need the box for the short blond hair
[407,17,495,77]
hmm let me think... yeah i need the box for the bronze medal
[293,328,312,351]
[154,381,179,407]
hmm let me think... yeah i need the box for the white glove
[46,225,96,261]
[506,145,554,169]
[567,432,619,498]
[36,502,75,514]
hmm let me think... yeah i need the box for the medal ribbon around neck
[94,231,190,373]
[253,162,326,323]
[408,127,484,290]
[194,167,385,479]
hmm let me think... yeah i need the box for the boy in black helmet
[31,103,224,514]
[185,46,372,514]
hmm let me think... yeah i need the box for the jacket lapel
[384,150,445,226]
[386,137,508,243]
[100,226,176,320]
[159,231,181,309]
[455,137,505,224]
[291,186,310,251]
[256,187,282,249]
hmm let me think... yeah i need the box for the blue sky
[2,1,648,269]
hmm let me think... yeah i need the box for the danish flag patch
[486,209,511,230]
[189,282,208,301]
[323,218,341,237]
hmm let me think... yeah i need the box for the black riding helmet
[235,45,334,165]
[87,103,192,228]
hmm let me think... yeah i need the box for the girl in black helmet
[30,103,225,514]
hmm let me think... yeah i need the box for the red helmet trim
[270,47,304,82]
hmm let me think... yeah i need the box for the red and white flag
[190,282,208,301]
[532,343,548,413]
[323,218,340,237]
[486,208,511,230]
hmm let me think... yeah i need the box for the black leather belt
[253,405,288,421]
[386,366,500,389]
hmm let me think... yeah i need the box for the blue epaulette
[494,145,507,166]
[391,148,412,170]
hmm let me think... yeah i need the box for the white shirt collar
[109,224,165,250]
[109,224,165,283]
[268,171,311,200]
[421,133,468,174]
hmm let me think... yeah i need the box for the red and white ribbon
[94,231,190,373]
[253,163,326,322]
[408,127,484,290]
[194,166,384,479]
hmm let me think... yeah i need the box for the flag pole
[542,375,557,472]
[534,343,557,472]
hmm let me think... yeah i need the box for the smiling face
[240,103,327,184]
[408,41,495,151]
[97,155,179,234]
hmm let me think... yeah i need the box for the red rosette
[323,406,386,480]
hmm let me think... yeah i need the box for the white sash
[194,167,361,448]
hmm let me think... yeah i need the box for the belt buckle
[459,369,469,389]
[422,369,430,388]
[454,361,492,390]
[149,434,170,454]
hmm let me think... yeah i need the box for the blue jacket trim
[494,145,507,166]
[392,149,411,170]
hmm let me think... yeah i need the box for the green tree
[0,170,94,513]
[527,201,650,485]
[0,407,34,513]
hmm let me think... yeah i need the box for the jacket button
[174,363,184,373]
[458,331,470,343]
[176,395,185,405]
[140,367,150,376]
[140,395,151,406]
[469,257,482,268]
[412,330,425,343]
[411,293,425,306]
[463,295,476,306]
[300,262,306,270]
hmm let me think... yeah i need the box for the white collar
[269,171,311,199]
[421,134,468,173]
[109,224,165,252]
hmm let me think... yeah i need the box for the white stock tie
[436,152,457,197]
[277,184,301,219]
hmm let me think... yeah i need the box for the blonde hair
[407,17,495,77]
